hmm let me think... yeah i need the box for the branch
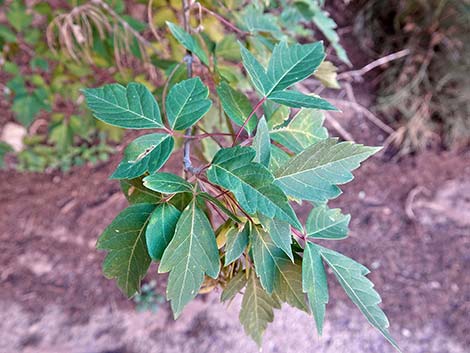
[180,0,201,175]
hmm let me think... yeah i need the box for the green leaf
[216,81,257,135]
[239,271,281,345]
[159,200,220,317]
[166,22,209,66]
[12,91,50,127]
[221,271,248,302]
[225,223,249,265]
[0,142,13,169]
[272,257,308,312]
[269,145,290,173]
[0,25,17,42]
[270,109,328,153]
[253,116,271,167]
[49,121,73,153]
[239,43,272,95]
[96,203,154,297]
[302,242,328,335]
[266,41,324,95]
[120,177,161,204]
[275,139,381,202]
[215,34,240,61]
[306,205,350,240]
[110,133,174,180]
[166,77,212,130]
[268,90,337,110]
[258,215,293,261]
[320,247,401,351]
[7,1,32,32]
[146,203,181,261]
[207,146,301,229]
[82,83,164,129]
[143,172,193,194]
[251,225,308,314]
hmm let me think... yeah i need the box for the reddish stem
[232,97,267,147]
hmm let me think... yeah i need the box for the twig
[324,112,354,141]
[232,97,266,146]
[196,3,247,36]
[328,98,395,135]
[338,49,410,81]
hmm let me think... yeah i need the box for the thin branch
[232,97,266,146]
[196,3,248,36]
[338,49,410,81]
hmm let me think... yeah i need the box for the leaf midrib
[86,90,161,127]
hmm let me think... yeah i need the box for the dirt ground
[1,100,469,352]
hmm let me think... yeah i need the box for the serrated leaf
[120,177,161,204]
[302,242,329,335]
[268,90,337,110]
[96,203,155,297]
[275,139,381,202]
[270,109,328,153]
[110,133,174,180]
[320,247,401,351]
[217,81,257,135]
[269,145,290,173]
[306,205,350,240]
[251,225,308,314]
[159,200,220,317]
[221,270,248,302]
[239,271,281,345]
[82,83,164,129]
[225,223,249,265]
[253,116,271,167]
[166,77,212,130]
[143,172,193,194]
[258,214,293,261]
[266,41,324,95]
[146,203,181,261]
[166,22,209,66]
[239,43,272,95]
[207,146,301,229]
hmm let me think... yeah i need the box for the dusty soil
[1,110,469,352]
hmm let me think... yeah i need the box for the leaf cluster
[84,18,400,351]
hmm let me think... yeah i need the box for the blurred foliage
[0,0,348,171]
[133,280,165,313]
[354,0,470,154]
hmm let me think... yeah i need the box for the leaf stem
[232,96,267,146]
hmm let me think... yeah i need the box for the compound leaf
[82,83,164,129]
[306,205,350,240]
[275,139,381,202]
[207,146,301,229]
[302,242,329,335]
[146,203,181,261]
[167,22,209,66]
[270,109,328,153]
[268,90,337,110]
[143,172,193,194]
[96,203,155,297]
[166,77,212,130]
[110,133,174,180]
[239,271,281,346]
[159,200,220,317]
[217,81,257,134]
[266,41,324,95]
[320,247,401,352]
